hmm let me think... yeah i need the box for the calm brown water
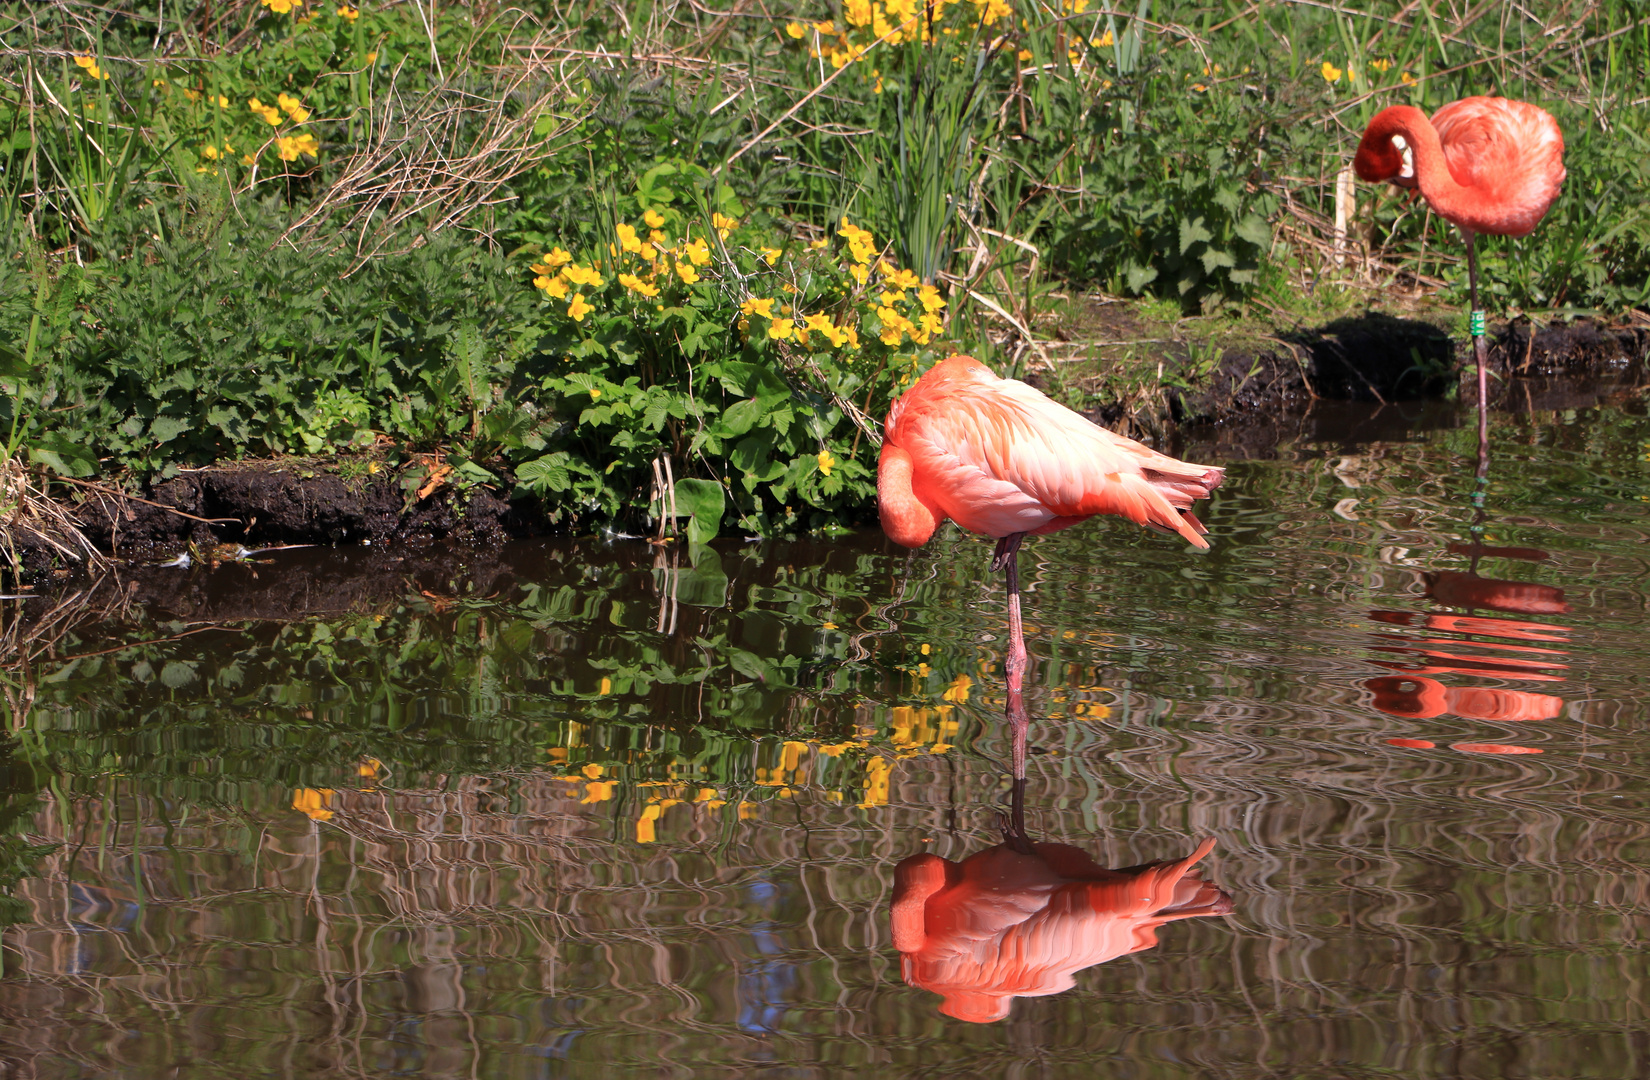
[1,390,1647,1078]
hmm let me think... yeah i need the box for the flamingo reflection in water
[1368,529,1571,756]
[889,836,1232,1023]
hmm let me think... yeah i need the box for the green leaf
[1178,216,1213,255]
[29,433,98,478]
[516,451,574,493]
[1234,213,1272,251]
[673,477,725,544]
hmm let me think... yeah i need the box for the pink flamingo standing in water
[878,355,1224,843]
[1353,96,1565,473]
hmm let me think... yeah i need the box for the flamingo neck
[1361,106,1477,233]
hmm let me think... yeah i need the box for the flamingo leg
[991,532,1035,854]
[1465,231,1490,481]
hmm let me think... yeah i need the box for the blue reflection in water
[737,876,796,1035]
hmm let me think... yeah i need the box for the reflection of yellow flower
[817,450,836,476]
[293,788,334,821]
[942,674,972,703]
[567,294,593,322]
[1321,61,1342,83]
[859,757,891,808]
[581,780,616,804]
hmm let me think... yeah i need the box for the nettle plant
[511,164,951,539]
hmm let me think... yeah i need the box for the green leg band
[1470,310,1486,338]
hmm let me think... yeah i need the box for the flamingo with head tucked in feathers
[877,355,1223,844]
[1353,96,1565,472]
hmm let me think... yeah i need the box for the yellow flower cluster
[277,132,319,161]
[261,0,304,13]
[531,216,722,320]
[73,55,110,81]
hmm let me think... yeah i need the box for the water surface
[1,388,1648,1078]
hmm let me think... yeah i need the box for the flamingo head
[1353,106,1424,188]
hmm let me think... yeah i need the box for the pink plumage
[877,355,1224,549]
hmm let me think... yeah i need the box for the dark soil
[69,464,542,556]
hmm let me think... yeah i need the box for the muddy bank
[70,463,542,555]
[1157,314,1648,457]
[8,316,1647,571]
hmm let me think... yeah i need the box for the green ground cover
[2,0,1648,544]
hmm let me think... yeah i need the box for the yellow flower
[817,450,836,476]
[1017,48,1033,61]
[567,293,593,322]
[741,297,776,318]
[183,88,202,100]
[276,92,310,122]
[1371,58,1391,72]
[849,263,870,285]
[675,261,701,284]
[1097,28,1114,46]
[616,222,645,254]
[760,246,782,264]
[917,283,946,312]
[589,388,602,400]
[249,98,283,125]
[364,51,377,63]
[618,272,660,297]
[537,274,569,299]
[785,21,805,38]
[1321,61,1342,83]
[712,212,738,239]
[683,237,711,266]
[275,133,319,161]
[541,247,573,268]
[261,0,304,13]
[216,94,231,108]
[564,264,605,288]
[643,208,666,228]
[1401,71,1417,86]
[1192,83,1208,93]
[814,20,836,34]
[337,4,359,19]
[886,267,919,289]
[767,319,794,341]
[73,55,109,80]
[292,788,334,821]
[200,144,221,161]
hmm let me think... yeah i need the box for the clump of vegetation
[1,0,1646,548]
